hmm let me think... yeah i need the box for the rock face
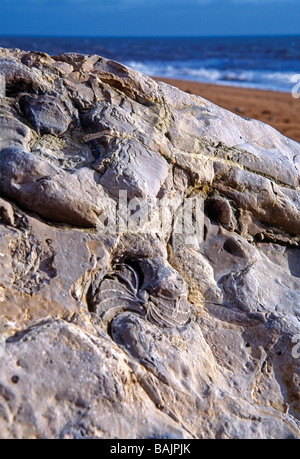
[0,48,299,439]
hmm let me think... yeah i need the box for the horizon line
[1,33,300,39]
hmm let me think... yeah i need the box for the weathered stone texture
[0,48,299,439]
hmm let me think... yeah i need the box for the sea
[1,35,300,93]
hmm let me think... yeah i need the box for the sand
[154,77,300,144]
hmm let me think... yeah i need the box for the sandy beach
[154,77,300,143]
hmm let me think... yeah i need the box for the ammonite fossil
[91,257,190,328]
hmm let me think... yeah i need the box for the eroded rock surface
[0,48,299,439]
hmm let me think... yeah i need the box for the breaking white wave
[124,60,297,92]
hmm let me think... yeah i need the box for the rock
[99,138,170,201]
[0,198,14,226]
[18,93,78,136]
[1,147,106,227]
[0,104,32,150]
[0,48,299,439]
[0,211,112,330]
[0,318,189,439]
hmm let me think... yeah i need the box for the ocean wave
[125,60,297,92]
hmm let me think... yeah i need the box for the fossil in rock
[138,258,191,328]
[91,258,191,328]
[93,263,147,324]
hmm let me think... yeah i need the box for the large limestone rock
[0,48,299,439]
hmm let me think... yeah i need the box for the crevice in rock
[5,78,40,99]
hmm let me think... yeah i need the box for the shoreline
[153,76,300,143]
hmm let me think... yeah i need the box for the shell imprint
[93,258,190,328]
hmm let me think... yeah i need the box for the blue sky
[1,0,300,37]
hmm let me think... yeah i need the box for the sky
[1,0,300,37]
